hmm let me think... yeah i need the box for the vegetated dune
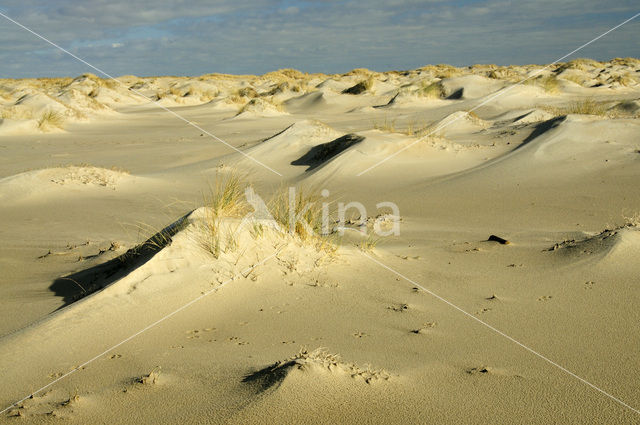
[2,58,640,424]
[2,58,637,135]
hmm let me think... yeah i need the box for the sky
[0,0,638,78]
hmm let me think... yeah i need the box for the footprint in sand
[387,303,409,312]
[584,281,596,289]
[537,295,553,302]
[227,336,249,346]
[466,366,491,375]
[475,308,492,315]
[410,322,436,334]
[352,331,368,338]
[109,354,122,359]
[186,328,216,339]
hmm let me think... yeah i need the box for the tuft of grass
[37,110,65,131]
[525,75,559,94]
[342,77,374,95]
[200,173,249,258]
[611,74,636,87]
[373,117,396,133]
[624,212,640,227]
[205,173,248,218]
[358,234,381,252]
[250,222,264,239]
[236,87,258,98]
[269,186,323,240]
[418,81,445,99]
[563,99,607,115]
[541,98,607,116]
[559,73,585,86]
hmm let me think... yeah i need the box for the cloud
[0,0,638,78]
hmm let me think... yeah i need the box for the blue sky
[0,0,638,78]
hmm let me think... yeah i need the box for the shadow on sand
[48,211,192,310]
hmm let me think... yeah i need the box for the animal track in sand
[352,331,369,338]
[6,389,80,419]
[109,354,122,359]
[306,277,339,288]
[584,281,596,289]
[410,322,436,334]
[186,328,216,339]
[537,295,553,302]
[388,303,409,312]
[397,254,420,260]
[242,348,390,393]
[227,336,249,345]
[466,366,491,375]
[475,308,492,315]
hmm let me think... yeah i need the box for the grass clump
[200,173,249,258]
[540,98,608,117]
[624,212,640,227]
[559,73,585,86]
[373,117,396,133]
[565,99,607,115]
[524,75,559,94]
[418,81,445,99]
[37,110,65,131]
[342,77,374,95]
[358,234,381,252]
[270,186,323,240]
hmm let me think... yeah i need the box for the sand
[1,59,640,424]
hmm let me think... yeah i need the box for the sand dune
[1,59,640,424]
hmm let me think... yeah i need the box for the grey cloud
[0,0,638,78]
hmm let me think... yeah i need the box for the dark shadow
[373,93,398,109]
[242,360,296,393]
[447,88,464,99]
[342,81,369,95]
[291,134,365,171]
[49,211,192,309]
[520,116,566,146]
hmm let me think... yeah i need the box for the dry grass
[524,75,560,94]
[611,74,636,87]
[37,110,65,131]
[373,117,397,133]
[557,58,602,72]
[559,73,585,86]
[418,81,445,99]
[373,117,433,137]
[342,77,374,95]
[540,99,608,117]
[564,99,607,115]
[624,212,640,227]
[269,185,323,240]
[200,173,249,258]
[236,97,286,115]
[0,105,33,120]
[358,234,381,252]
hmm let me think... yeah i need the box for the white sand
[1,59,640,423]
